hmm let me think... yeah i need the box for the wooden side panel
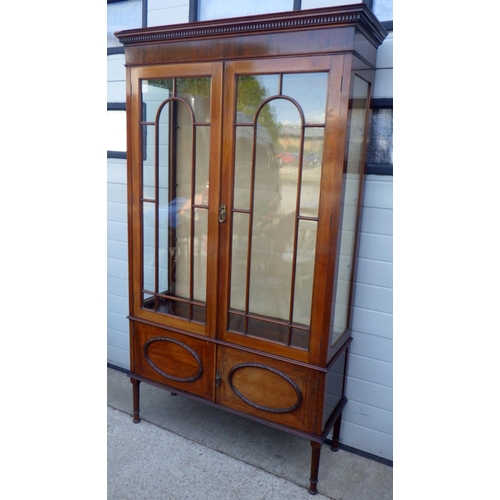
[132,321,215,399]
[216,346,324,435]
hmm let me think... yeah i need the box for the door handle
[218,204,227,223]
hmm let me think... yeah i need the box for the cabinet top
[115,4,387,50]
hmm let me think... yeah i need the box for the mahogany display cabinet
[116,4,387,494]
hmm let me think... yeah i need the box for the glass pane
[292,219,317,327]
[236,75,279,123]
[290,327,309,350]
[330,75,369,342]
[142,80,171,199]
[176,78,211,122]
[142,201,156,295]
[233,127,253,211]
[228,312,245,334]
[192,305,206,324]
[193,208,208,302]
[300,128,324,218]
[229,71,328,348]
[172,99,195,301]
[142,79,172,120]
[141,77,211,323]
[247,99,300,322]
[142,126,155,200]
[230,211,249,312]
[247,318,288,344]
[195,126,211,201]
[282,73,328,124]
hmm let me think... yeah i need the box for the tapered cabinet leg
[308,441,322,495]
[330,413,342,452]
[131,378,141,423]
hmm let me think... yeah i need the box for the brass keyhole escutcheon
[218,204,227,223]
[215,369,222,387]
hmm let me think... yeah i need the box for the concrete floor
[108,367,392,500]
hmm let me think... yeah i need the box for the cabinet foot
[131,378,141,423]
[330,413,342,452]
[308,441,321,495]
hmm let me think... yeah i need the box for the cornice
[115,4,387,48]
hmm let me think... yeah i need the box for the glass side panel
[330,75,370,345]
[140,77,211,324]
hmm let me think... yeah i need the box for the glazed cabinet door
[128,63,223,337]
[218,56,346,364]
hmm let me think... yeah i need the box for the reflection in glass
[142,80,171,199]
[236,75,279,122]
[282,73,328,124]
[140,77,211,324]
[330,75,369,343]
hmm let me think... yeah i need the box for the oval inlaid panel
[144,337,203,382]
[228,363,302,413]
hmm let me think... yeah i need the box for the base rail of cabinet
[129,372,348,495]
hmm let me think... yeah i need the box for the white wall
[340,175,393,459]
[148,0,189,26]
[107,0,393,461]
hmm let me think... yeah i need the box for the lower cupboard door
[132,322,215,400]
[216,345,323,434]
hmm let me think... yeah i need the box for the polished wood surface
[216,345,323,434]
[132,321,215,399]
